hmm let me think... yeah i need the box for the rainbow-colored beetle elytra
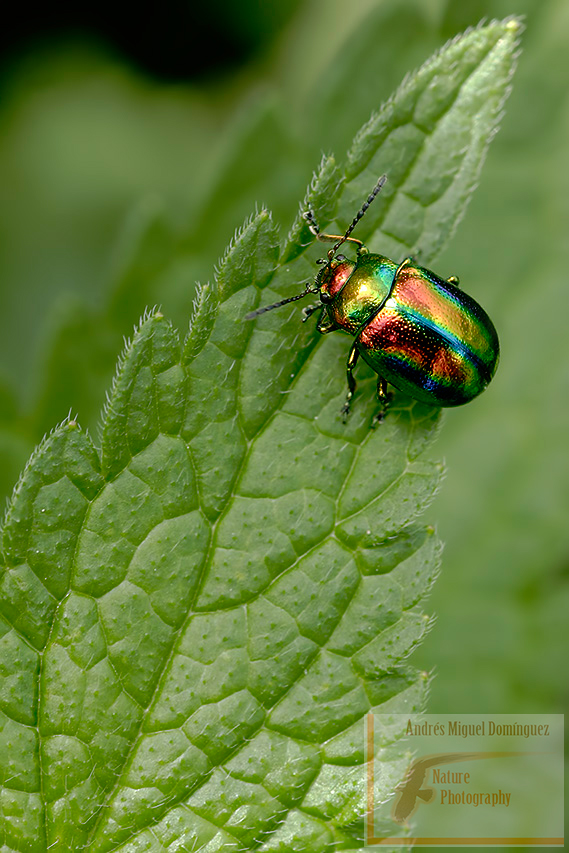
[247,176,499,424]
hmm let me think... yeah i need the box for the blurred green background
[0,0,567,836]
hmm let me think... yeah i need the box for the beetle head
[245,175,386,321]
[315,257,356,303]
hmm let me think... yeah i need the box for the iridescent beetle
[247,176,499,424]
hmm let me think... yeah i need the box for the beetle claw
[371,411,385,429]
[302,304,321,322]
[372,392,393,427]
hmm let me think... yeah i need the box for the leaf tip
[504,15,524,36]
[142,305,164,324]
[183,280,219,363]
[282,154,344,263]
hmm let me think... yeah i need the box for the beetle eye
[320,290,332,304]
[336,254,347,261]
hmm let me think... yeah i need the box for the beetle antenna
[330,174,387,256]
[245,284,318,320]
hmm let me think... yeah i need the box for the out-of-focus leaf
[0,50,216,387]
[301,0,442,162]
[188,98,306,262]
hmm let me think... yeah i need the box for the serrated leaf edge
[347,15,524,179]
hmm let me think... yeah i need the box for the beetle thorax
[317,253,398,335]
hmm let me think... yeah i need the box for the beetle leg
[341,344,359,421]
[447,275,460,287]
[372,377,393,428]
[301,303,322,322]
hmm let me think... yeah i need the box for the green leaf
[341,16,522,263]
[282,155,344,263]
[0,309,440,851]
[0,16,520,851]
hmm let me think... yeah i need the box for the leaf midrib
[90,362,426,850]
